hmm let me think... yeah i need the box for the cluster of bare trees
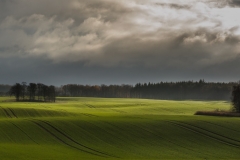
[10,82,55,102]
[58,80,235,100]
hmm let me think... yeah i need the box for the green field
[0,97,239,159]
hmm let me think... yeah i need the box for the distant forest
[58,80,235,100]
[0,80,236,101]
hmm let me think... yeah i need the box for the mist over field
[1,0,240,85]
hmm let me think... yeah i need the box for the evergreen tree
[231,84,240,113]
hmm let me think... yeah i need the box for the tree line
[58,80,235,100]
[10,82,56,102]
[2,80,238,101]
[4,80,240,113]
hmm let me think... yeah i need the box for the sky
[1,0,240,86]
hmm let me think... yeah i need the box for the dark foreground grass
[0,97,239,159]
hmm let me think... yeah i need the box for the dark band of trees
[4,80,239,101]
[5,80,240,113]
[59,80,235,100]
[10,82,56,102]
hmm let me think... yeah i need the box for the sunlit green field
[0,97,239,159]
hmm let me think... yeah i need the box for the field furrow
[197,120,240,133]
[39,120,117,158]
[8,108,18,118]
[9,121,38,144]
[73,119,134,156]
[29,119,106,157]
[0,97,239,159]
[0,106,12,118]
[185,120,240,144]
[80,113,98,117]
[167,121,240,148]
[84,104,95,108]
[176,121,240,144]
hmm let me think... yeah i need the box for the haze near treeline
[1,0,240,85]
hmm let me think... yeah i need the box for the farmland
[0,97,239,159]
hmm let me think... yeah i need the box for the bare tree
[10,83,22,101]
[28,83,37,101]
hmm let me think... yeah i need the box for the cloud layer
[1,0,240,84]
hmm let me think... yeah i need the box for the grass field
[0,97,239,159]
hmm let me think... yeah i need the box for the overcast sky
[1,0,240,85]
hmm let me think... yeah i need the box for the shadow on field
[195,111,240,117]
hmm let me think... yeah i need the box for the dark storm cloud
[207,0,240,8]
[1,0,240,84]
[228,0,240,7]
[155,3,191,10]
[97,29,240,69]
[0,0,132,24]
